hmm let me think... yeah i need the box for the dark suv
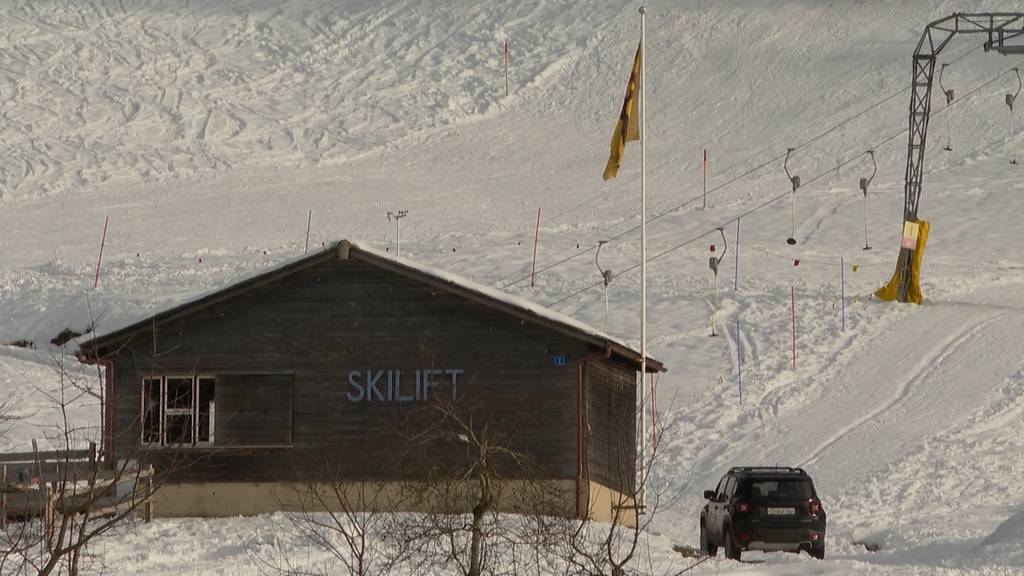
[700,467,826,561]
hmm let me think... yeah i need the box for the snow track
[798,309,1002,470]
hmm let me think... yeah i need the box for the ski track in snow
[798,311,1002,469]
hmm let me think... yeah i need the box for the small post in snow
[841,257,846,332]
[736,316,743,405]
[709,243,719,336]
[504,39,510,97]
[530,207,541,288]
[733,218,740,291]
[304,210,312,254]
[93,216,109,289]
[791,284,797,369]
[791,258,799,369]
[702,147,708,209]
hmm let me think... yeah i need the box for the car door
[709,475,730,540]
[721,477,737,534]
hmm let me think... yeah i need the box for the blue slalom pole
[734,218,740,291]
[737,318,743,405]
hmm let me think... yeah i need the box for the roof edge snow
[77,240,664,373]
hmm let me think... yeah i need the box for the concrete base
[153,478,636,527]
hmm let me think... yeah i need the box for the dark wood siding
[216,373,293,446]
[107,257,606,485]
[585,358,637,495]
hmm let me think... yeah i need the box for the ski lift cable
[547,60,1024,309]
[498,151,785,289]
[499,41,990,290]
[639,41,970,218]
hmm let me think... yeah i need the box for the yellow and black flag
[603,42,642,181]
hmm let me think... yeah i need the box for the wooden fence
[0,441,153,529]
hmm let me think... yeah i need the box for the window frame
[714,475,728,500]
[140,375,216,448]
[723,476,737,499]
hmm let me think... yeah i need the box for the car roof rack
[729,466,808,476]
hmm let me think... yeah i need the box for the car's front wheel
[700,521,718,557]
[724,527,742,561]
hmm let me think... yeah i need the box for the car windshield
[746,479,813,501]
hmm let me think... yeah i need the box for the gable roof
[77,240,664,372]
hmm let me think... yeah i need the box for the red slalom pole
[790,285,797,368]
[504,40,510,96]
[703,148,708,209]
[93,216,109,289]
[530,207,541,287]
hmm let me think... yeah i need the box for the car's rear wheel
[700,522,717,557]
[808,544,825,560]
[724,527,742,561]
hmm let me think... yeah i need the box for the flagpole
[638,4,647,512]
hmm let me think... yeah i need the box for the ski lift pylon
[859,150,877,251]
[784,148,800,245]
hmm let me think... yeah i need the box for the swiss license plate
[766,507,796,516]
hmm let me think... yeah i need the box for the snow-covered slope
[2,1,1023,574]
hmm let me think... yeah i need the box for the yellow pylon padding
[876,220,930,304]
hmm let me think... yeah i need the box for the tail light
[736,501,750,513]
[739,532,752,542]
[809,500,822,515]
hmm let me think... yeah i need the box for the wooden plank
[585,358,637,495]
[0,449,92,464]
[0,462,100,486]
[217,373,294,446]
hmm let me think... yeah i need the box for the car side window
[731,478,745,498]
[714,476,727,499]
[722,477,736,500]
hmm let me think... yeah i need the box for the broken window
[140,376,215,447]
[139,373,292,448]
[164,377,194,445]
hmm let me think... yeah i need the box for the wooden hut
[76,240,664,522]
